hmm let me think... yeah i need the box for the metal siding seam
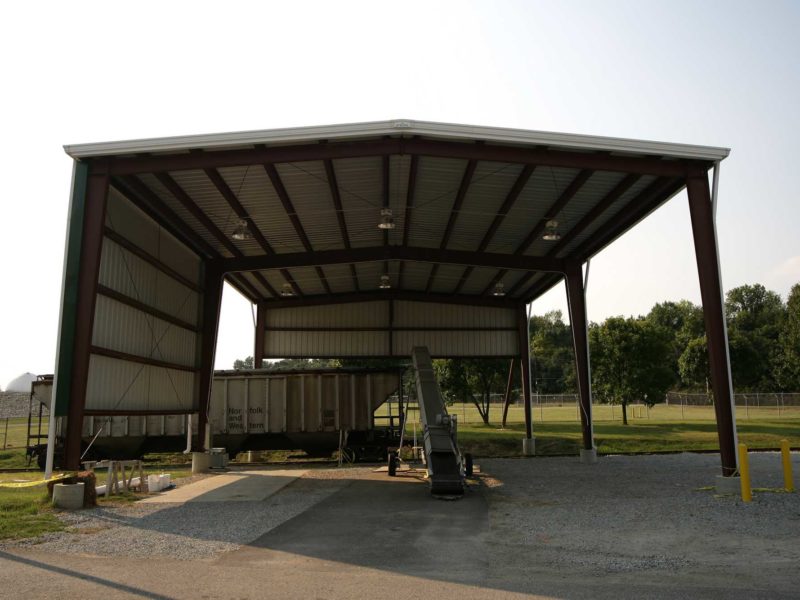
[318,375,323,431]
[244,378,249,433]
[223,378,228,433]
[335,374,340,430]
[300,375,305,432]
[282,378,288,432]
[265,377,270,432]
[350,375,356,429]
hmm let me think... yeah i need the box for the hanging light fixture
[378,207,396,230]
[492,282,506,297]
[231,219,253,241]
[379,274,391,289]
[280,283,295,297]
[542,219,561,241]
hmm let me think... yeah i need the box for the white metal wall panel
[393,330,517,356]
[265,331,389,357]
[266,301,389,328]
[394,301,515,328]
[92,296,198,368]
[106,188,203,284]
[84,355,196,412]
[98,238,200,326]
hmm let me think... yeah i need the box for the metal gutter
[64,119,730,162]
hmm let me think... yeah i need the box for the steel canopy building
[54,119,736,475]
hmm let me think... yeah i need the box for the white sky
[1,0,798,388]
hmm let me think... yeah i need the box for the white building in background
[5,372,36,393]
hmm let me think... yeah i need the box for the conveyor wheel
[388,454,398,477]
[464,453,473,477]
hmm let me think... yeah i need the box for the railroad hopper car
[27,368,405,469]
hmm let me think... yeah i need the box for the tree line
[234,282,800,425]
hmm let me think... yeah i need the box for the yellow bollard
[780,439,794,493]
[738,443,752,503]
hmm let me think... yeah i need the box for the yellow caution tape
[0,474,72,488]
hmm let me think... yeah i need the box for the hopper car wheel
[464,453,473,477]
[388,454,398,477]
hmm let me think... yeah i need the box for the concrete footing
[192,451,210,474]
[715,474,741,495]
[580,448,598,464]
[52,482,85,509]
[522,437,535,456]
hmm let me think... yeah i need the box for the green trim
[53,162,90,416]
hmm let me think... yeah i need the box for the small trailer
[27,367,405,469]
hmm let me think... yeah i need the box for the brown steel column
[565,264,594,451]
[195,264,224,451]
[501,358,517,428]
[517,306,533,439]
[64,167,109,470]
[686,173,738,476]
[254,301,266,368]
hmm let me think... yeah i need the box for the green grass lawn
[0,467,192,541]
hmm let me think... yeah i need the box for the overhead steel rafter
[323,159,359,292]
[151,171,279,300]
[213,245,564,274]
[261,154,332,294]
[453,164,535,295]
[519,176,684,302]
[398,154,419,288]
[504,171,640,297]
[425,159,478,293]
[261,290,518,310]
[382,153,391,277]
[107,137,707,179]
[113,174,261,302]
[200,161,304,298]
[484,168,594,297]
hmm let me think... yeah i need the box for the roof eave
[63,119,730,162]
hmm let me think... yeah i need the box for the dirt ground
[1,452,798,599]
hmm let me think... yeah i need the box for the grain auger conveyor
[388,346,472,496]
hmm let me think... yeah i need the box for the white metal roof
[64,118,730,162]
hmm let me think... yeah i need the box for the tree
[233,356,254,370]
[433,358,507,424]
[529,310,576,393]
[646,300,704,387]
[589,317,675,424]
[774,284,800,390]
[678,335,710,392]
[725,284,785,390]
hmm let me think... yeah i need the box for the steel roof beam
[113,176,261,302]
[481,168,593,297]
[105,138,707,178]
[261,290,519,310]
[454,164,535,294]
[517,176,686,303]
[323,159,359,292]
[151,172,280,299]
[263,160,331,295]
[426,159,477,293]
[213,245,564,274]
[398,154,419,288]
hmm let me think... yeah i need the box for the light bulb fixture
[378,207,396,230]
[231,219,253,241]
[542,219,561,241]
[379,274,391,289]
[492,282,506,297]
[280,283,295,297]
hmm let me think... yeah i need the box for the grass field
[389,402,800,457]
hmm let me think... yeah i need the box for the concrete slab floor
[0,454,798,599]
[139,469,305,504]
